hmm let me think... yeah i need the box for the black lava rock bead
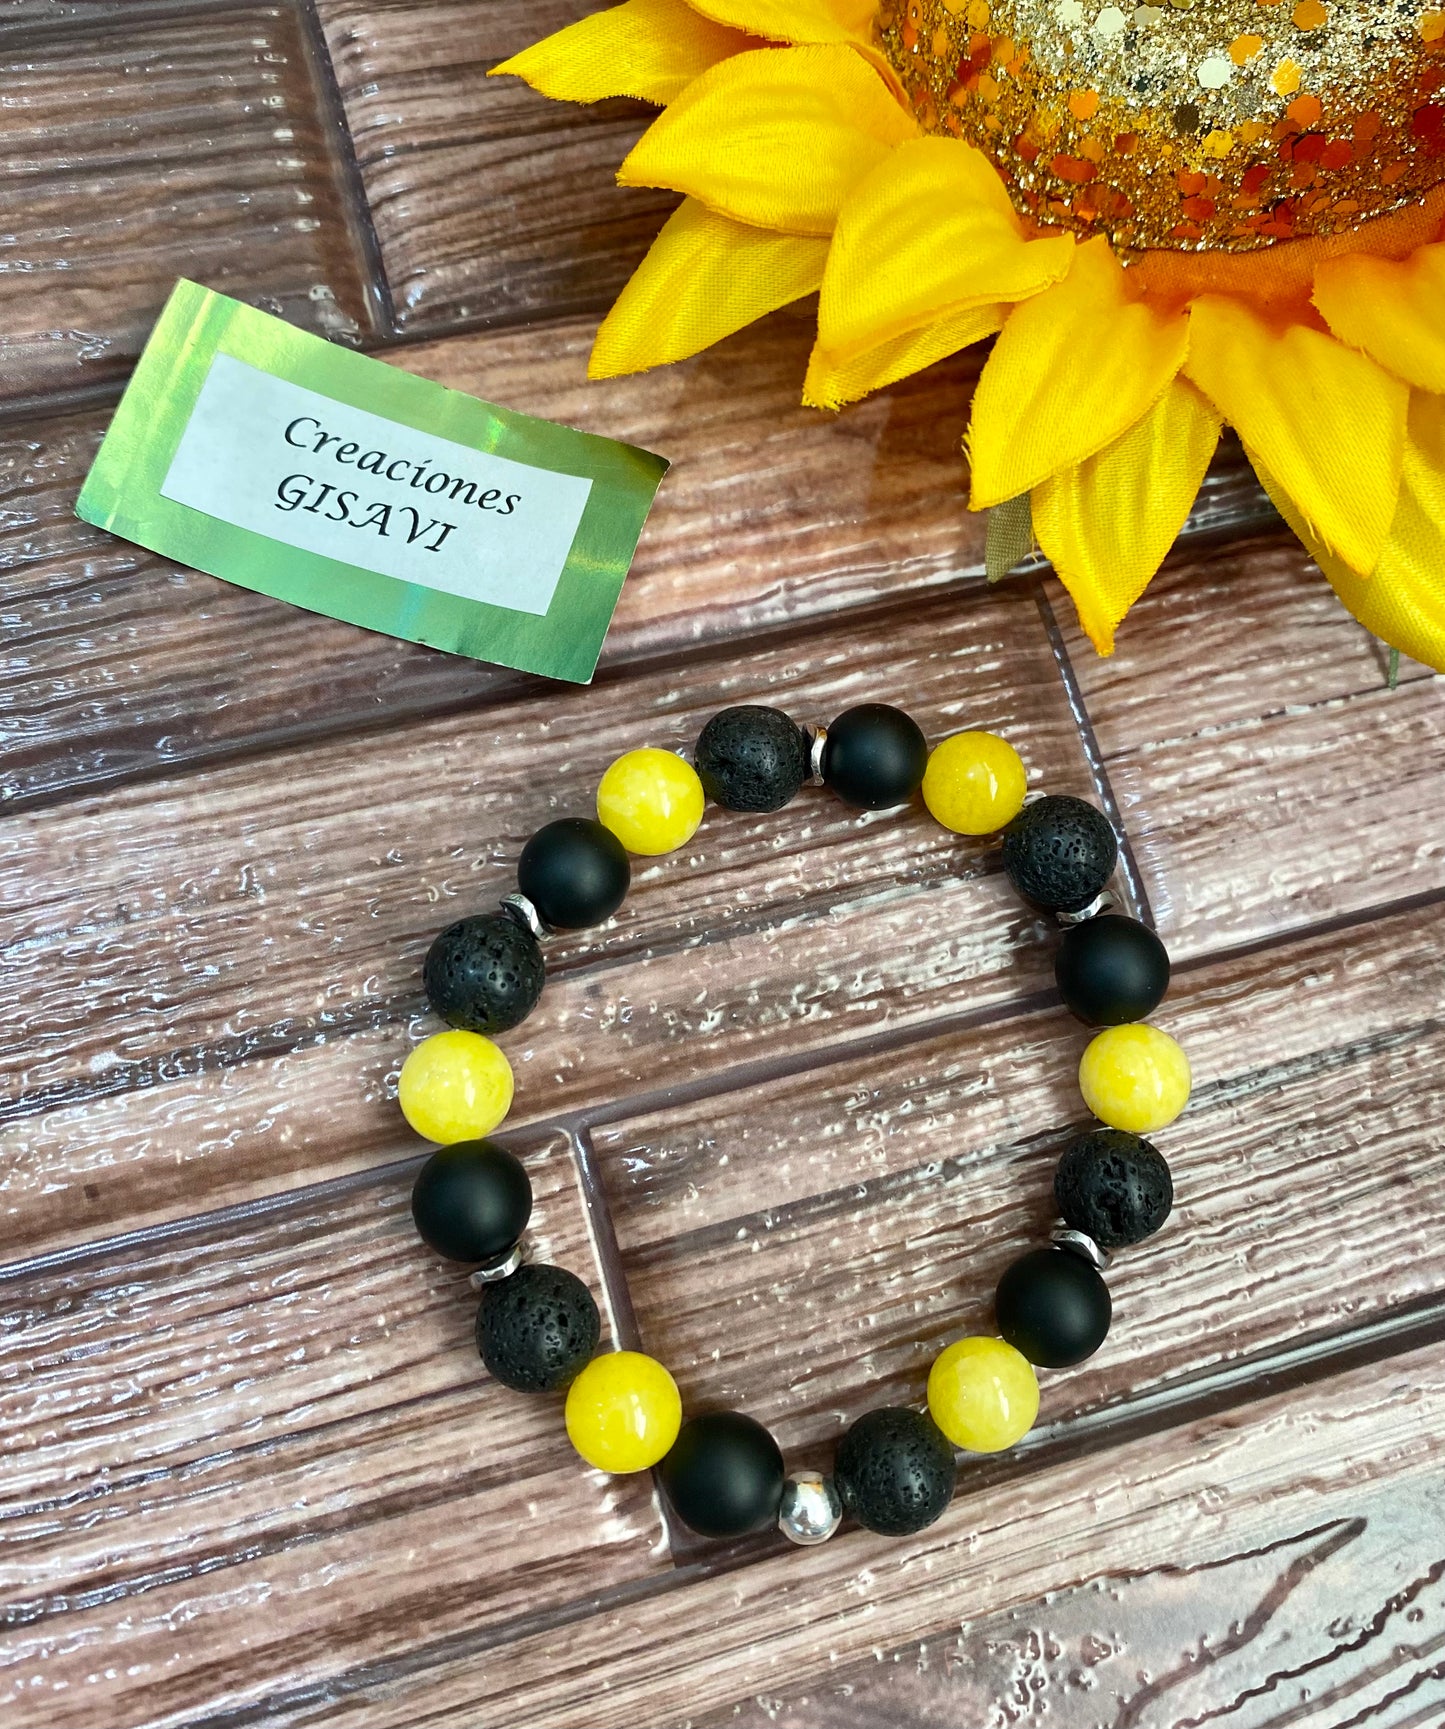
[475,1262,600,1393]
[411,1139,532,1264]
[995,1247,1111,1368]
[821,703,929,810]
[833,1406,955,1536]
[1055,914,1170,1026]
[1001,795,1119,913]
[424,912,545,1035]
[659,1411,786,1539]
[517,817,630,930]
[693,705,810,812]
[1055,1128,1173,1249]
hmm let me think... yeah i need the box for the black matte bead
[517,817,630,930]
[1001,795,1118,913]
[821,703,929,810]
[659,1411,786,1539]
[694,705,810,812]
[424,912,544,1035]
[411,1139,532,1263]
[476,1262,600,1393]
[1055,1128,1173,1249]
[1055,914,1170,1026]
[833,1407,955,1537]
[995,1247,1111,1368]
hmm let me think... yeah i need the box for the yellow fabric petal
[966,236,1190,509]
[590,198,828,378]
[686,0,900,89]
[491,0,751,105]
[617,46,917,235]
[816,137,1073,359]
[1255,394,1445,674]
[689,0,876,40]
[804,303,1004,410]
[1033,379,1222,654]
[1184,294,1406,577]
[1313,241,1445,396]
[687,0,867,39]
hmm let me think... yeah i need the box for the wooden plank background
[1,3,1442,1726]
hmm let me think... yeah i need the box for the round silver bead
[1055,889,1118,927]
[1050,1225,1110,1273]
[467,1240,528,1289]
[778,1470,843,1546]
[807,725,828,787]
[499,891,546,941]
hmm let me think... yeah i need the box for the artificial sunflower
[494,0,1445,668]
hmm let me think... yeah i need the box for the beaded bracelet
[399,704,1188,1545]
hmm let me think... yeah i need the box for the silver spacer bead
[807,725,828,787]
[1055,889,1118,927]
[1021,788,1048,806]
[1051,1226,1111,1273]
[468,1240,528,1289]
[499,891,546,941]
[778,1470,843,1546]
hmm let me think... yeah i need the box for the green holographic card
[76,280,669,684]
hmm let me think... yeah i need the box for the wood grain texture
[1056,542,1445,953]
[248,1336,1445,1728]
[316,0,679,331]
[711,1468,1445,1729]
[0,3,377,403]
[1,588,1094,1251]
[0,1131,667,1729]
[595,898,1445,1453]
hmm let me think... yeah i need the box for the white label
[160,353,593,616]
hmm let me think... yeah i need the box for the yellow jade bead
[398,1029,514,1143]
[1079,1023,1192,1134]
[597,748,705,856]
[927,1336,1039,1453]
[564,1350,682,1473]
[921,731,1028,836]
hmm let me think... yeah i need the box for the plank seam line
[1168,880,1445,980]
[159,1294,1445,1729]
[2,974,1436,1298]
[0,982,1064,1281]
[2,574,1014,817]
[0,854,1026,1127]
[5,872,1443,1277]
[591,1011,1442,1268]
[1030,574,1154,929]
[3,493,1297,819]
[570,1123,694,1552]
[9,1273,1441,1639]
[0,0,268,53]
[572,1126,643,1353]
[295,0,399,340]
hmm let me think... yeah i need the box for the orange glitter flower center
[878,0,1445,251]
